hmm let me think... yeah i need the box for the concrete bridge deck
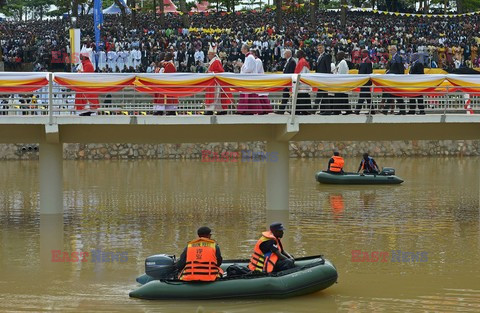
[2,114,480,144]
[1,71,479,215]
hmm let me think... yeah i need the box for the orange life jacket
[360,157,376,172]
[248,231,282,273]
[329,156,345,172]
[178,237,222,281]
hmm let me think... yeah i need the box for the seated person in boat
[176,226,223,281]
[357,153,379,174]
[248,222,295,273]
[327,151,345,174]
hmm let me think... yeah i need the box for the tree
[275,0,282,27]
[310,0,318,26]
[1,0,58,20]
[0,0,24,20]
[178,0,189,27]
[127,0,137,25]
[113,0,127,24]
[158,0,165,26]
[458,0,480,13]
[241,0,262,9]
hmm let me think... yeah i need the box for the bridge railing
[0,72,478,118]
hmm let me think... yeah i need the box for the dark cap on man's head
[197,226,212,236]
[270,222,285,231]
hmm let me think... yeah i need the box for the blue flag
[94,0,103,52]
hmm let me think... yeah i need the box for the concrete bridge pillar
[39,141,63,215]
[266,140,289,211]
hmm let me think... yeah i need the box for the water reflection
[39,214,64,268]
[329,193,345,218]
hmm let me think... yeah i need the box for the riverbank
[1,140,478,160]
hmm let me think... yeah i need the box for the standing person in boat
[357,153,380,174]
[176,226,223,281]
[248,222,295,273]
[327,151,345,174]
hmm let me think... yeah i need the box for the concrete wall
[1,140,479,160]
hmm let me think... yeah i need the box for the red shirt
[81,58,94,72]
[163,61,176,73]
[294,57,310,74]
[207,58,224,73]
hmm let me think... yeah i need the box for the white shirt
[334,59,349,74]
[255,58,264,74]
[241,54,256,74]
[194,50,204,63]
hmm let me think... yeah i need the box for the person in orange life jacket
[327,151,345,174]
[357,153,379,174]
[176,226,223,281]
[248,222,295,273]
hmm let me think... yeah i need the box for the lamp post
[69,16,80,72]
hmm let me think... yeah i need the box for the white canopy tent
[103,2,132,14]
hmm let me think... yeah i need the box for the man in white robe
[116,49,125,72]
[107,50,117,72]
[97,49,107,71]
[133,48,142,70]
[253,50,272,114]
[237,44,257,114]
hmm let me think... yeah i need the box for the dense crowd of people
[1,10,480,73]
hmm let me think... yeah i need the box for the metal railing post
[444,85,448,116]
[290,74,299,117]
[48,72,53,124]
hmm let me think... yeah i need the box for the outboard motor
[145,254,177,280]
[380,167,395,176]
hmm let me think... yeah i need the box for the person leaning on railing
[294,50,312,115]
[382,46,406,115]
[407,53,426,115]
[315,44,333,115]
[355,49,374,115]
[276,49,296,115]
[333,51,352,115]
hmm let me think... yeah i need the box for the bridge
[0,72,479,215]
